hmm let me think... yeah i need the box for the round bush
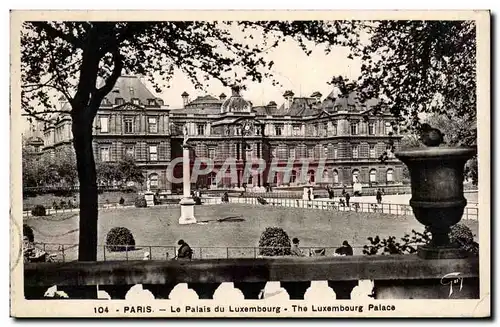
[106,227,136,252]
[31,205,46,217]
[134,196,147,208]
[450,223,478,255]
[23,224,34,242]
[119,197,125,205]
[258,227,291,256]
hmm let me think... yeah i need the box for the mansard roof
[278,97,321,116]
[322,90,379,112]
[103,75,160,107]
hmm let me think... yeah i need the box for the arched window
[308,170,315,183]
[386,169,394,182]
[208,172,217,186]
[290,170,297,183]
[370,169,377,183]
[148,173,159,189]
[247,175,253,186]
[322,170,330,183]
[332,170,339,184]
[352,169,360,183]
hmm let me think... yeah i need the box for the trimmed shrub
[119,197,125,205]
[258,227,291,256]
[59,200,66,209]
[135,196,147,208]
[23,224,34,242]
[52,201,59,210]
[105,227,135,252]
[31,205,46,217]
[450,223,478,255]
[193,195,202,205]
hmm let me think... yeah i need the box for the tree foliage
[328,21,476,138]
[21,20,355,261]
[22,146,77,188]
[96,155,144,186]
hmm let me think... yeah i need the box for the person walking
[176,239,193,260]
[376,189,382,204]
[345,192,350,207]
[291,238,306,257]
[307,188,312,201]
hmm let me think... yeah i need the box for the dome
[220,86,252,113]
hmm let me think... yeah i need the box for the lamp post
[178,127,197,225]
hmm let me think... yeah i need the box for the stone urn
[395,135,476,259]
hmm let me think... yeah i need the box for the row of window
[99,144,158,162]
[102,97,162,107]
[98,116,394,137]
[99,116,159,134]
[204,168,395,185]
[271,145,394,159]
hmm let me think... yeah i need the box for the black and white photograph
[10,10,490,318]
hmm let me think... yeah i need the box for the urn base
[417,245,467,259]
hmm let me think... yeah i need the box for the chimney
[219,93,227,101]
[310,91,322,104]
[283,90,295,110]
[181,91,189,108]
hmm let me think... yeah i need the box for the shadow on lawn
[197,216,246,225]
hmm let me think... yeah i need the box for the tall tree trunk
[73,110,98,261]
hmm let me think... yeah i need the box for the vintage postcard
[10,10,490,318]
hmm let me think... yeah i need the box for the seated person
[290,238,306,256]
[176,239,193,260]
[335,240,354,256]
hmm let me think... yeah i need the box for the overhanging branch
[91,49,123,109]
[31,22,84,48]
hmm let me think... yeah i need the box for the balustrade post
[234,282,267,299]
[143,284,177,300]
[98,285,130,299]
[327,281,358,300]
[188,282,221,299]
[280,281,311,300]
[57,285,98,299]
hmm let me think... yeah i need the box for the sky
[22,23,364,133]
[143,37,362,109]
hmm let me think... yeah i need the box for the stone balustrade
[24,254,479,300]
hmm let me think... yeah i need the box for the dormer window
[334,105,342,111]
[147,99,156,106]
[157,99,164,106]
[115,97,125,105]
[131,98,140,105]
[129,87,135,96]
[348,104,356,111]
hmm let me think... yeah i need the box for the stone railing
[24,255,479,300]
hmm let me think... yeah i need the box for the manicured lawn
[24,204,479,261]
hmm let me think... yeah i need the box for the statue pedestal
[178,198,197,225]
[417,245,467,260]
[144,192,155,207]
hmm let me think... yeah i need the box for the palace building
[36,75,404,192]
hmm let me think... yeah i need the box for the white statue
[183,124,189,147]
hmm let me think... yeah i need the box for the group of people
[290,237,354,257]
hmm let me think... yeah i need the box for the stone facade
[38,76,404,192]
